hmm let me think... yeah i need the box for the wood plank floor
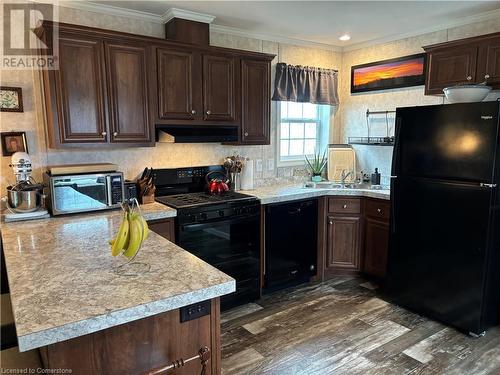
[220,277,500,375]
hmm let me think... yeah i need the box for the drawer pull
[343,204,348,209]
[377,208,382,213]
[467,75,472,81]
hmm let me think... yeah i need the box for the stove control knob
[218,210,225,217]
[200,213,208,220]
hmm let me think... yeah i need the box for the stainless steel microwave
[43,172,124,215]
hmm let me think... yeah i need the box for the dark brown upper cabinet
[424,32,500,95]
[478,37,500,88]
[425,45,478,94]
[105,42,151,143]
[42,23,155,148]
[157,48,200,120]
[41,21,275,147]
[240,59,271,145]
[202,54,236,122]
[46,35,108,144]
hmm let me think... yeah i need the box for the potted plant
[305,150,327,183]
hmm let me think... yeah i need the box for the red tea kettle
[206,171,229,195]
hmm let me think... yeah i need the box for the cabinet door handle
[206,110,211,115]
[101,131,107,136]
[467,75,472,81]
[113,132,118,136]
[191,110,196,115]
[329,221,333,225]
[377,208,382,213]
[485,74,490,80]
[343,204,348,209]
[244,132,249,137]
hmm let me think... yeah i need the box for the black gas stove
[153,166,261,310]
[156,191,256,209]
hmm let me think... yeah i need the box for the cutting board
[327,148,356,182]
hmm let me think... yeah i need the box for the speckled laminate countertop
[0,205,235,352]
[246,184,390,204]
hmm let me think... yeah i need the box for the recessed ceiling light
[339,34,351,41]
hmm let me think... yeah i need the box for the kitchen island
[0,204,235,374]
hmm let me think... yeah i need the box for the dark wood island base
[38,298,221,375]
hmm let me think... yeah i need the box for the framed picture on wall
[1,132,28,156]
[351,53,426,93]
[0,87,24,112]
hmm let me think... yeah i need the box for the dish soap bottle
[371,168,381,186]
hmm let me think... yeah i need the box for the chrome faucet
[341,169,353,187]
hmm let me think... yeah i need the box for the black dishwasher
[264,199,318,292]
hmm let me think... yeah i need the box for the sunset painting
[351,54,426,93]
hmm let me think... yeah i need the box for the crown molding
[56,1,164,23]
[161,8,215,24]
[342,8,500,52]
[210,24,343,52]
[45,2,500,54]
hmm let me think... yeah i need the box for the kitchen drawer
[365,199,391,221]
[328,198,361,214]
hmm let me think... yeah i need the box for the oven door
[51,174,109,214]
[177,214,260,310]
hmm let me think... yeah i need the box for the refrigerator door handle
[390,179,397,234]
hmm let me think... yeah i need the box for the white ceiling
[83,1,500,50]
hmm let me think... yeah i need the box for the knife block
[141,193,155,204]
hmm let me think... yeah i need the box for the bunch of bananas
[109,207,149,259]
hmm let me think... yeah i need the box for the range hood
[156,125,238,143]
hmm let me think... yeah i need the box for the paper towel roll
[240,159,254,190]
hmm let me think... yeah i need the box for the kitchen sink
[303,182,378,190]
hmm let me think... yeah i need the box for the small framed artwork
[1,132,28,156]
[351,53,426,93]
[0,86,24,112]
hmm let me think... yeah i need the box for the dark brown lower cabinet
[38,298,221,375]
[363,218,390,278]
[325,215,361,276]
[323,197,363,277]
[321,197,391,280]
[148,218,175,242]
[363,198,391,279]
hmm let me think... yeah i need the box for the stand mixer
[2,152,49,222]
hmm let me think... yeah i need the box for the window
[278,101,329,164]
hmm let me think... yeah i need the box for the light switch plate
[267,159,275,171]
[256,159,263,172]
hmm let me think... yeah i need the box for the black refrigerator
[386,101,500,336]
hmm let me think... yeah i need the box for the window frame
[277,101,326,167]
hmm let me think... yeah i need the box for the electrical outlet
[267,158,275,171]
[256,159,263,172]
